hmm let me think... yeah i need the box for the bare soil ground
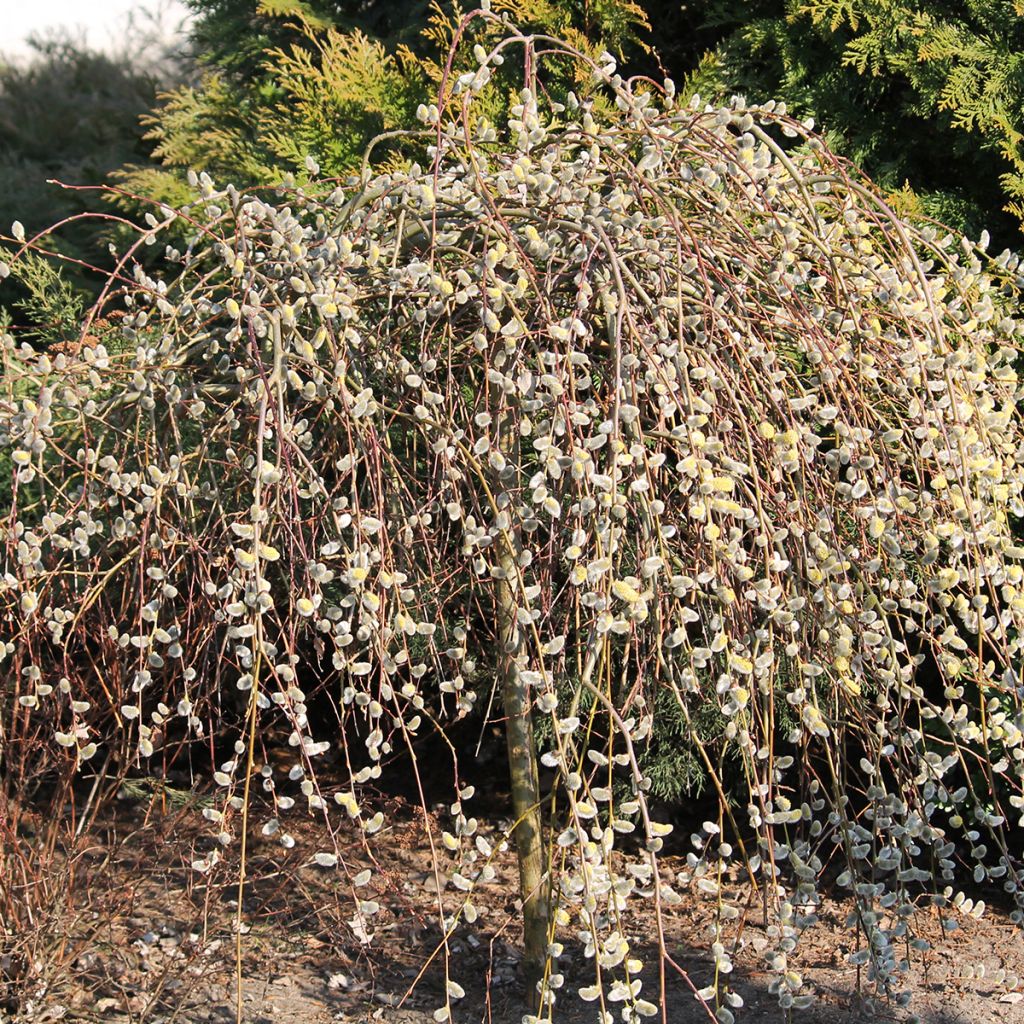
[9,788,1024,1024]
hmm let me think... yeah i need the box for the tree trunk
[496,547,549,1006]
[492,388,549,1007]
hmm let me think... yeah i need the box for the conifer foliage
[116,0,651,207]
[4,18,1024,1021]
[697,1,1024,245]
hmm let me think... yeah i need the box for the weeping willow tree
[4,15,1024,1022]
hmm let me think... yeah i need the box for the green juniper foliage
[0,247,85,346]
[183,0,435,76]
[691,1,1024,247]
[115,0,651,205]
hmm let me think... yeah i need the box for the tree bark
[496,545,549,1007]
[492,385,549,1007]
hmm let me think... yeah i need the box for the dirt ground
[8,789,1024,1024]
